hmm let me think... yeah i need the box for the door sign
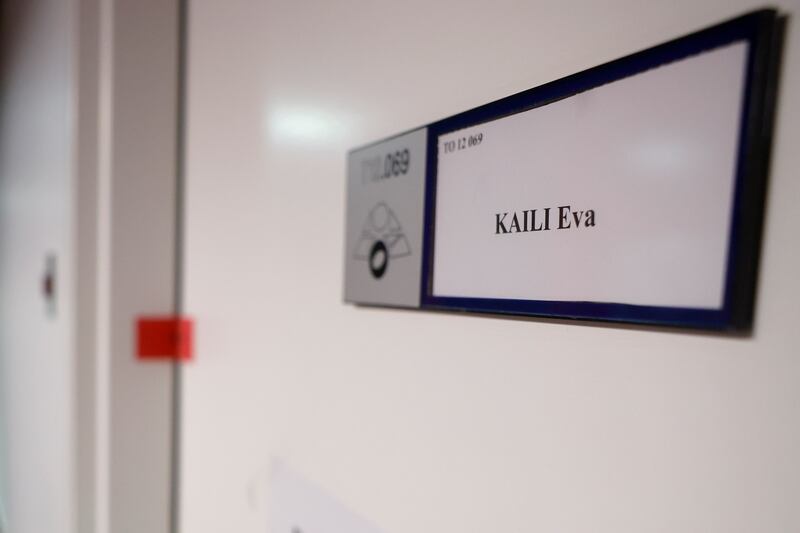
[343,9,782,330]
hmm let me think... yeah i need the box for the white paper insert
[432,42,748,309]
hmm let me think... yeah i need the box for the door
[0,1,76,531]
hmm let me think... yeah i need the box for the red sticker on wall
[136,316,193,361]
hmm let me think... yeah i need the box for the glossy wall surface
[180,1,800,532]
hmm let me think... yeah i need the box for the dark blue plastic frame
[420,9,782,331]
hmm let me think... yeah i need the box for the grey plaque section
[344,128,427,307]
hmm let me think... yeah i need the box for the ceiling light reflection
[266,107,351,145]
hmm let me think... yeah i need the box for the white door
[2,1,184,532]
[0,1,76,531]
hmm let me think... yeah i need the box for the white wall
[0,1,76,532]
[179,1,800,532]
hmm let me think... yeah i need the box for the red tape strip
[136,316,193,361]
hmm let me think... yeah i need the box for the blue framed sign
[344,9,783,331]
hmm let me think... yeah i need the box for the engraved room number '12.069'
[362,149,410,183]
[380,149,410,179]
